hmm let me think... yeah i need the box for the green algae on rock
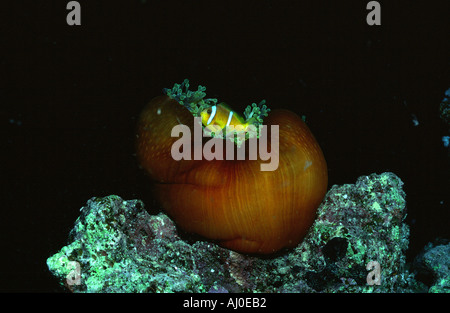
[47,173,427,292]
[413,239,450,293]
[439,88,450,124]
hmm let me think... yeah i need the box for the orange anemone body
[136,94,328,254]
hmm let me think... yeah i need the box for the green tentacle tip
[244,99,271,126]
[163,79,217,116]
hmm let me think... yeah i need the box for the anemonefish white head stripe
[226,110,234,127]
[206,105,217,125]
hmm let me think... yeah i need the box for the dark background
[1,1,449,292]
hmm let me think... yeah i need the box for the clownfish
[200,103,249,134]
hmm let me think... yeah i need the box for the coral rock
[47,173,426,292]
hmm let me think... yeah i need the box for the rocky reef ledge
[47,172,447,292]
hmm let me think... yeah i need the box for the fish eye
[207,108,212,114]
